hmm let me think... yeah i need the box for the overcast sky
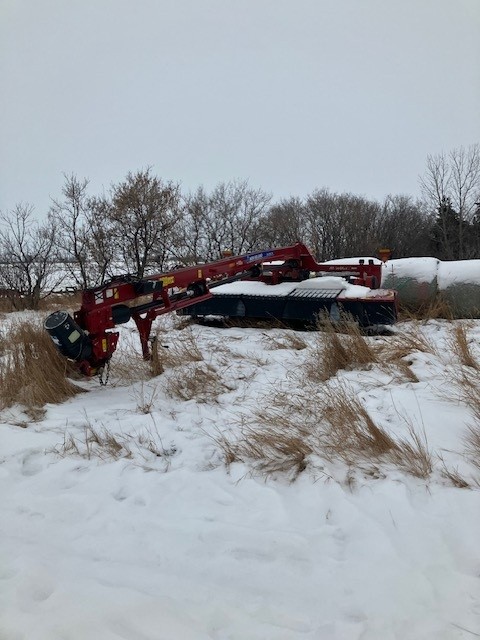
[1,0,479,215]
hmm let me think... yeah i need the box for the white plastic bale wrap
[381,257,480,316]
[381,258,439,308]
[437,260,480,316]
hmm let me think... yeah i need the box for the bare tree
[257,197,305,248]
[304,188,340,260]
[420,144,480,258]
[304,189,382,260]
[85,196,117,284]
[174,180,271,263]
[379,195,432,258]
[0,204,61,309]
[206,180,271,257]
[109,168,180,276]
[50,174,91,288]
[174,186,211,264]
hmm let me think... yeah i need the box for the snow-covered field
[1,312,480,640]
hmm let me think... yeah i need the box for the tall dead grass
[38,291,81,311]
[385,328,436,361]
[450,323,478,369]
[0,291,81,313]
[439,329,480,474]
[452,369,480,471]
[465,425,480,471]
[213,383,433,480]
[307,315,378,381]
[263,330,308,351]
[105,326,205,385]
[164,362,232,403]
[374,323,437,384]
[151,326,203,370]
[398,295,454,321]
[0,321,83,417]
[52,417,177,465]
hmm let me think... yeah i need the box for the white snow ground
[1,313,480,640]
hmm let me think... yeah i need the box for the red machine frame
[68,243,383,375]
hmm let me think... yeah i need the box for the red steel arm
[62,243,381,374]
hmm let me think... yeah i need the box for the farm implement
[45,243,397,377]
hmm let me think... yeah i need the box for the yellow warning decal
[160,276,175,287]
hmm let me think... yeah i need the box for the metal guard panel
[288,288,343,300]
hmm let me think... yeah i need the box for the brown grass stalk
[263,330,308,351]
[391,425,433,479]
[0,321,83,417]
[451,323,478,369]
[213,383,434,481]
[52,417,176,463]
[398,295,454,321]
[307,314,378,381]
[153,326,203,370]
[383,325,436,362]
[164,362,231,403]
[437,455,471,488]
[464,425,480,471]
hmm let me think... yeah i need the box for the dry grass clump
[109,353,152,384]
[390,426,433,479]
[38,291,81,311]
[0,331,7,356]
[152,327,204,371]
[263,330,308,351]
[213,384,433,480]
[107,327,205,384]
[438,455,471,488]
[322,390,433,478]
[164,362,232,403]
[383,325,436,362]
[374,324,436,384]
[464,424,480,471]
[174,316,195,330]
[53,420,176,464]
[154,327,230,402]
[0,321,83,417]
[319,389,397,463]
[446,362,480,474]
[305,315,437,386]
[450,369,480,423]
[211,395,313,479]
[392,360,420,383]
[450,323,478,369]
[149,338,165,377]
[131,382,160,414]
[398,295,454,321]
[307,315,378,381]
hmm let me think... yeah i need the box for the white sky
[1,0,479,214]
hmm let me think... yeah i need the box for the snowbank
[1,316,480,639]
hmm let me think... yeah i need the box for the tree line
[0,144,479,309]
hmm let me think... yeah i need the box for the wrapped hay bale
[381,258,439,309]
[437,261,480,317]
